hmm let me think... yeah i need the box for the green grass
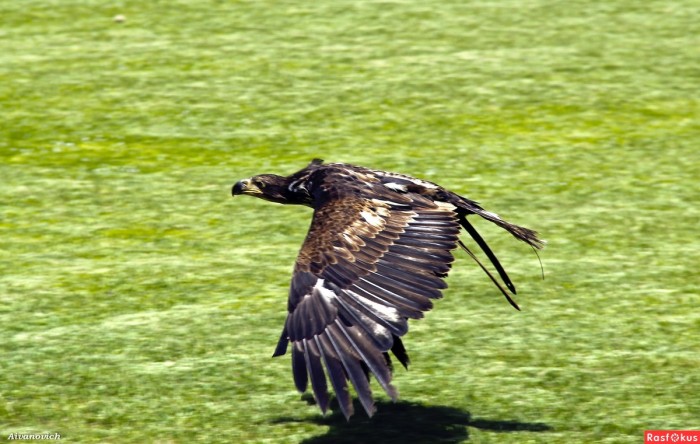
[1,0,699,442]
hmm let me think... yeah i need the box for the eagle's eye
[253,179,266,189]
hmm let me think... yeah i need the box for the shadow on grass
[273,399,551,444]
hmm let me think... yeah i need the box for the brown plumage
[231,159,544,420]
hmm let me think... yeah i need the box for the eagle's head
[232,174,295,204]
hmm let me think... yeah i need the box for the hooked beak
[232,179,248,196]
[232,178,261,196]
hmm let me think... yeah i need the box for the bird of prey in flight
[231,159,544,420]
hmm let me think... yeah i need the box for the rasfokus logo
[645,431,700,443]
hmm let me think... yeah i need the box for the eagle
[231,159,544,420]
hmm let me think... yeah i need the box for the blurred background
[1,1,698,442]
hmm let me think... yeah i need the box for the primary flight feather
[231,159,544,420]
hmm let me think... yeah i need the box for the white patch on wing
[313,278,336,303]
[383,173,438,189]
[342,232,365,247]
[384,182,408,192]
[376,207,390,218]
[348,287,401,324]
[360,210,384,227]
[434,201,457,211]
[341,290,394,340]
[409,178,437,189]
[370,198,406,210]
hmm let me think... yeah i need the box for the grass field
[1,0,699,442]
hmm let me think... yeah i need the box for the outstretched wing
[273,185,461,420]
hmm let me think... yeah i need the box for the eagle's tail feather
[459,214,517,294]
[454,198,545,309]
[458,199,545,250]
[458,239,521,311]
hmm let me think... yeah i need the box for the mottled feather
[231,159,544,420]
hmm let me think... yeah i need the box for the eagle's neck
[284,175,315,206]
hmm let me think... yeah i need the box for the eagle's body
[231,159,543,420]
